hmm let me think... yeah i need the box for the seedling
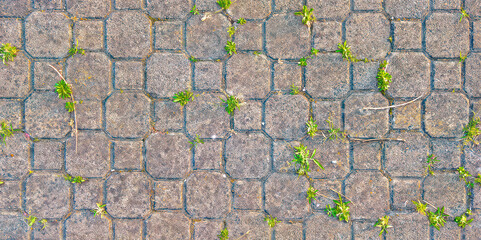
[336,41,359,62]
[190,5,199,15]
[412,200,427,215]
[311,48,319,56]
[298,57,307,66]
[221,95,240,115]
[0,120,21,146]
[291,143,324,176]
[377,60,392,94]
[173,90,194,107]
[290,84,300,95]
[217,0,231,10]
[0,43,18,65]
[264,215,280,228]
[228,26,236,37]
[91,202,107,218]
[374,216,392,236]
[189,134,204,150]
[306,186,318,204]
[40,219,48,230]
[326,116,345,142]
[455,210,473,228]
[460,51,467,63]
[68,40,85,57]
[295,5,316,27]
[325,194,351,222]
[253,51,261,56]
[306,117,318,137]
[218,227,229,240]
[25,213,37,227]
[0,179,3,185]
[460,7,470,22]
[475,174,481,186]
[462,114,480,146]
[225,41,237,55]
[457,166,475,195]
[427,207,449,231]
[189,56,199,62]
[237,18,246,25]
[63,174,86,184]
[425,154,439,176]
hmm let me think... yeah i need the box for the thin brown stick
[317,192,336,201]
[348,137,405,142]
[329,188,355,205]
[235,230,250,240]
[362,93,426,111]
[49,64,78,153]
[423,200,436,208]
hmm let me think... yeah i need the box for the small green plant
[225,41,237,55]
[91,202,107,218]
[306,117,318,137]
[0,43,18,65]
[455,210,473,228]
[173,90,194,107]
[311,48,319,56]
[228,26,236,37]
[298,57,307,66]
[457,166,475,195]
[325,194,351,222]
[306,186,318,204]
[40,219,48,230]
[218,227,229,240]
[427,206,449,231]
[221,95,240,115]
[377,60,392,94]
[460,51,468,63]
[253,51,261,56]
[68,40,85,57]
[189,56,199,62]
[295,5,315,27]
[189,134,204,150]
[217,0,231,10]
[336,41,359,62]
[475,174,481,186]
[264,215,280,228]
[290,84,300,95]
[425,154,439,176]
[326,116,345,142]
[462,114,480,146]
[190,5,199,15]
[25,213,37,227]
[412,200,427,216]
[460,7,470,22]
[63,174,86,184]
[237,18,246,25]
[291,144,323,176]
[0,120,20,146]
[55,79,78,113]
[0,179,4,185]
[374,216,392,236]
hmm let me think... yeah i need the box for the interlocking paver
[306,53,349,98]
[432,221,461,239]
[113,141,142,169]
[266,14,310,59]
[425,12,469,58]
[154,180,183,209]
[226,211,270,239]
[106,172,150,218]
[194,61,222,90]
[274,222,303,240]
[465,53,481,97]
[66,131,110,178]
[465,144,481,184]
[186,14,230,59]
[265,95,309,139]
[76,100,103,129]
[474,22,481,49]
[73,178,102,210]
[352,61,378,90]
[229,0,271,19]
[186,172,231,218]
[235,22,263,50]
[154,101,183,131]
[392,100,421,129]
[186,93,231,138]
[115,61,144,89]
[146,52,190,98]
[66,0,111,18]
[0,18,21,46]
[33,141,63,170]
[0,0,31,17]
[193,220,223,239]
[32,220,61,239]
[26,173,70,218]
[391,178,421,210]
[234,100,262,130]
[233,180,262,210]
[313,21,341,51]
[106,11,151,58]
[273,63,301,91]
[353,220,378,239]
[354,0,382,10]
[423,173,466,216]
[466,0,481,17]
[465,212,481,239]
[226,53,271,99]
[311,179,341,210]
[433,61,461,90]
[114,219,142,239]
[431,139,461,169]
[34,0,63,9]
[273,140,300,173]
[146,134,191,179]
[385,0,429,18]
[0,214,29,240]
[304,138,349,179]
[0,52,29,98]
[106,92,150,138]
[146,212,190,239]
[434,0,460,9]
[0,181,21,209]
[146,0,189,19]
[352,142,381,170]
[275,0,302,12]
[226,132,270,179]
[25,12,71,58]
[345,171,389,219]
[194,141,222,170]
[154,21,183,50]
[0,100,22,129]
[424,92,469,138]
[345,13,390,59]
[385,132,429,177]
[75,20,104,51]
[344,92,389,138]
[393,21,422,50]
[386,52,430,98]
[0,134,30,180]
[265,173,310,219]
[33,61,62,90]
[65,211,110,240]
[386,213,429,240]
[309,0,350,20]
[305,213,350,240]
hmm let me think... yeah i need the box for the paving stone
[76,100,102,130]
[311,179,341,210]
[195,0,220,11]
[65,211,110,240]
[194,61,222,90]
[474,22,481,49]
[33,61,62,90]
[233,180,262,210]
[66,131,110,178]
[353,220,378,239]
[425,13,469,58]
[352,61,378,90]
[154,180,183,209]
[466,0,481,17]
[226,211,270,239]
[194,141,222,170]
[434,0,460,9]
[305,213,350,240]
[465,53,481,97]
[66,52,111,101]
[385,0,429,18]
[154,21,183,50]
[193,220,223,239]
[344,92,389,138]
[431,139,461,170]
[433,61,461,90]
[226,53,271,99]
[25,94,67,141]
[432,221,461,239]
[354,0,382,10]
[106,11,151,58]
[385,132,429,177]
[345,171,389,219]
[273,63,302,90]
[66,0,110,18]
[234,101,262,130]
[0,134,30,180]
[113,141,142,170]
[146,134,191,179]
[309,0,350,20]
[393,21,422,50]
[272,140,300,173]
[313,21,342,51]
[423,173,466,216]
[0,52,29,98]
[186,172,231,218]
[386,213,429,240]
[0,0,31,16]
[465,212,481,238]
[345,13,390,59]
[266,14,310,59]
[74,20,104,51]
[33,141,63,170]
[114,219,142,239]
[32,219,61,239]
[0,214,29,240]
[386,52,430,98]
[352,142,381,170]
[0,100,22,129]
[274,222,303,240]
[228,0,271,19]
[106,92,150,138]
[154,101,183,131]
[115,0,142,9]
[0,181,21,209]
[146,52,190,98]
[186,93,230,139]
[34,0,63,9]
[0,18,22,47]
[26,173,70,219]
[465,144,481,184]
[274,0,303,12]
[106,172,150,218]
[265,95,309,139]
[303,138,349,179]
[424,93,469,138]
[265,173,310,219]
[73,178,102,210]
[391,178,421,211]
[25,12,71,58]
[186,14,230,59]
[392,100,421,130]
[147,0,189,19]
[235,22,263,50]
[306,53,349,98]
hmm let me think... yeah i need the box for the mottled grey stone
[265,173,310,219]
[425,13,469,58]
[106,92,150,138]
[311,179,341,210]
[346,13,390,59]
[431,139,461,170]
[466,0,481,17]
[353,220,378,240]
[313,21,342,51]
[193,220,223,239]
[0,134,30,180]
[106,11,151,58]
[65,211,110,240]
[106,172,150,218]
[194,61,222,90]
[345,171,389,219]
[354,0,382,10]
[385,0,429,18]
[432,221,461,239]
[423,173,466,216]
[33,141,63,170]
[386,213,429,240]
[352,61,378,90]
[154,21,183,50]
[434,61,461,90]
[303,138,349,179]
[66,0,111,18]
[113,141,142,170]
[0,52,29,98]
[146,52,190,98]
[265,95,309,139]
[154,180,183,209]
[394,21,422,49]
[273,140,300,173]
[344,92,389,138]
[465,53,481,97]
[74,20,104,51]
[392,99,422,129]
[387,52,432,98]
[114,219,142,240]
[226,53,270,99]
[154,101,183,131]
[147,0,189,19]
[26,173,70,218]
[474,22,481,49]
[0,18,21,46]
[228,0,271,19]
[115,0,142,9]
[0,100,22,129]
[234,100,262,130]
[194,141,222,170]
[0,181,21,209]
[233,180,262,210]
[273,63,302,90]
[274,0,302,12]
[385,132,429,177]
[186,172,231,218]
[226,132,270,179]
[306,53,350,98]
[305,213,350,240]
[352,142,381,170]
[434,0,460,9]
[73,178,102,210]
[309,0,350,20]
[226,211,270,239]
[0,0,31,17]
[0,214,29,240]
[236,22,263,51]
[274,222,303,240]
[186,93,230,138]
[115,61,144,90]
[76,100,102,130]
[266,14,310,59]
[465,212,481,238]
[146,134,191,179]
[34,0,63,9]
[66,131,110,178]
[33,61,62,90]
[186,14,230,59]
[424,93,469,138]
[391,179,421,211]
[465,144,481,185]
[25,12,71,58]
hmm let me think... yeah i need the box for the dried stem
[49,64,78,153]
[362,93,426,111]
[422,200,437,209]
[235,230,250,240]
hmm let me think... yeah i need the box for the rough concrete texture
[0,1,480,239]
